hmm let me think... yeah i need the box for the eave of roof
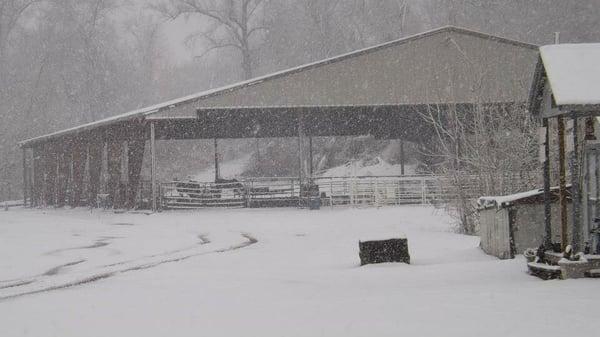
[20,26,538,148]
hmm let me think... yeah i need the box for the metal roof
[20,26,538,148]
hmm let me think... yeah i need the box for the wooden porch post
[542,118,553,248]
[150,122,157,212]
[558,116,569,251]
[571,114,581,252]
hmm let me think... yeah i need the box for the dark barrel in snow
[359,235,410,265]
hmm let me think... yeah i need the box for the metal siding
[158,30,538,119]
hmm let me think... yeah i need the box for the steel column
[22,147,27,206]
[150,122,157,212]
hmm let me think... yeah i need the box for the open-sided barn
[19,26,539,211]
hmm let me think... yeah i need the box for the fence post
[421,177,426,205]
[330,178,333,208]
[375,178,379,207]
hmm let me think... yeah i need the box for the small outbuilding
[478,187,571,259]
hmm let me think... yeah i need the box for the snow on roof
[478,188,545,209]
[540,43,600,106]
[21,26,536,147]
[478,185,571,209]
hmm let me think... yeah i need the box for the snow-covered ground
[191,154,251,181]
[0,206,598,337]
[318,157,416,177]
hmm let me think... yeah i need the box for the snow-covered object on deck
[540,43,600,106]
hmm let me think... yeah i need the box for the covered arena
[18,26,539,211]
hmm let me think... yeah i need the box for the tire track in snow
[0,234,210,290]
[43,260,86,276]
[0,236,118,288]
[102,233,211,268]
[0,233,257,302]
[0,260,86,290]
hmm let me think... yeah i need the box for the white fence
[160,175,465,209]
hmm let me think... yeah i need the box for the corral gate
[160,175,470,209]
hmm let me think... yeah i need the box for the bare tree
[0,0,42,63]
[155,0,269,80]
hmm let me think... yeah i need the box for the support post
[571,114,581,252]
[150,122,157,212]
[400,140,405,176]
[43,145,57,206]
[214,138,220,181]
[309,136,313,178]
[542,118,552,248]
[22,147,27,206]
[56,143,70,208]
[558,116,568,251]
[71,142,86,207]
[88,142,103,207]
[32,147,41,207]
[297,114,305,206]
[127,139,145,209]
[107,140,122,208]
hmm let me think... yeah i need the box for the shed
[478,187,572,259]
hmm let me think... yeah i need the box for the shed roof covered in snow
[541,44,600,106]
[477,185,570,210]
[529,43,600,116]
[20,26,539,148]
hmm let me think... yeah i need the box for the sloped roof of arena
[20,26,538,148]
